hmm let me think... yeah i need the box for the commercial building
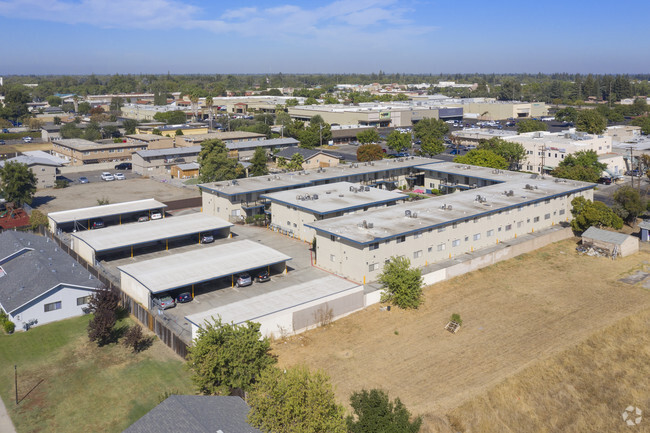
[605,125,642,144]
[47,198,168,233]
[71,213,233,264]
[306,161,594,283]
[457,100,548,120]
[451,129,518,145]
[198,156,437,222]
[51,138,167,166]
[0,231,102,331]
[0,152,64,189]
[263,182,405,241]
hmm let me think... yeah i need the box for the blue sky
[0,0,648,75]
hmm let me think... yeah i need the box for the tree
[27,118,43,131]
[551,150,606,183]
[570,196,623,232]
[287,153,305,171]
[175,129,184,136]
[419,138,445,157]
[497,79,521,101]
[153,110,187,125]
[250,147,269,176]
[60,122,83,138]
[286,120,305,140]
[453,149,508,169]
[77,102,91,115]
[109,97,124,112]
[0,88,30,121]
[205,96,214,128]
[386,131,411,152]
[84,286,120,346]
[275,108,291,128]
[122,119,137,135]
[53,116,62,125]
[576,109,607,134]
[305,97,319,105]
[286,98,299,107]
[379,256,423,309]
[517,119,548,134]
[198,139,244,182]
[347,389,422,433]
[122,324,147,353]
[613,185,646,226]
[46,95,62,107]
[477,137,526,170]
[413,118,449,142]
[357,144,384,162]
[83,122,102,141]
[631,116,650,135]
[0,161,37,206]
[554,107,578,124]
[29,209,49,230]
[357,128,380,144]
[186,317,275,395]
[247,365,347,433]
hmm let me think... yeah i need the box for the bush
[122,325,145,353]
[450,313,463,325]
[54,179,69,189]
[4,320,15,334]
[379,256,423,309]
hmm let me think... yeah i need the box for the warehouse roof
[118,240,291,293]
[72,213,232,252]
[186,275,358,330]
[262,182,404,215]
[48,198,167,225]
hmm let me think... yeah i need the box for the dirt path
[271,239,650,428]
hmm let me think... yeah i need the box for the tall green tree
[250,147,269,176]
[554,107,578,124]
[550,150,606,183]
[84,286,120,347]
[186,317,275,395]
[198,139,244,182]
[60,122,83,138]
[46,95,62,107]
[517,119,548,134]
[419,138,445,157]
[247,365,347,433]
[0,161,37,206]
[287,153,305,171]
[153,110,187,124]
[83,122,102,141]
[386,131,411,152]
[497,79,521,101]
[631,116,650,135]
[379,256,423,309]
[453,149,508,169]
[357,128,380,144]
[77,102,91,115]
[347,389,422,433]
[123,119,138,135]
[0,87,31,121]
[613,185,646,226]
[477,138,526,170]
[570,197,623,232]
[413,118,449,142]
[576,109,607,134]
[357,143,383,162]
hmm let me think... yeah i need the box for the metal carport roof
[48,198,167,225]
[71,213,233,252]
[117,240,292,294]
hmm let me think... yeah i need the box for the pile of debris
[576,244,616,258]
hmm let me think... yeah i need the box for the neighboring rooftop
[181,131,265,143]
[21,150,68,165]
[48,198,167,226]
[135,146,201,159]
[227,137,299,150]
[582,226,632,245]
[0,154,63,168]
[55,138,143,150]
[262,182,405,215]
[118,239,291,294]
[0,231,102,314]
[274,147,338,161]
[123,395,261,433]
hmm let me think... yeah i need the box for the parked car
[91,219,104,229]
[201,233,214,244]
[395,152,410,158]
[235,273,252,288]
[1,128,9,133]
[22,136,33,143]
[150,211,163,220]
[137,215,149,222]
[449,148,463,155]
[0,139,5,145]
[114,162,132,170]
[157,295,176,309]
[176,292,192,303]
[114,172,126,180]
[255,270,270,283]
[598,177,612,185]
[101,172,114,181]
[78,176,89,184]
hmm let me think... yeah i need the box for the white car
[150,211,163,220]
[101,172,114,181]
[22,136,33,143]
[114,172,125,180]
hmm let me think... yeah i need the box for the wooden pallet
[445,321,461,333]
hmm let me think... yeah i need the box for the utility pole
[319,123,323,148]
[540,145,546,176]
[15,365,18,405]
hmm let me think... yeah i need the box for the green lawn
[0,316,195,433]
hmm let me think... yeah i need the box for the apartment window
[559,209,565,215]
[396,235,406,243]
[330,235,336,242]
[414,232,422,239]
[473,233,481,241]
[452,222,458,229]
[414,250,423,259]
[369,263,380,272]
[517,221,523,228]
[473,217,478,223]
[369,242,379,251]
[464,236,469,242]
[437,243,446,251]
[518,206,523,212]
[44,301,62,312]
[437,227,446,233]
[487,229,494,237]
[452,239,461,247]
[428,246,433,253]
[534,216,540,222]
[545,199,550,204]
[534,202,540,207]
[545,213,551,220]
[330,254,336,262]
[505,224,512,231]
[77,296,92,306]
[287,221,291,226]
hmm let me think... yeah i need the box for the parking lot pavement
[57,168,139,185]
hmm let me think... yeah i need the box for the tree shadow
[31,196,55,208]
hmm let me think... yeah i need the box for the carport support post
[131,245,133,258]
[119,215,121,225]
[192,284,194,299]
[232,274,234,287]
[166,239,168,250]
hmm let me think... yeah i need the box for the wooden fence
[39,226,189,358]
[164,197,202,211]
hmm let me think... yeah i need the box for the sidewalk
[0,397,16,433]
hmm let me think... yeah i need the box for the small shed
[638,220,650,242]
[171,162,200,179]
[581,226,639,257]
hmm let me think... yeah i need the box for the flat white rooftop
[185,275,358,329]
[72,213,233,252]
[48,198,168,225]
[118,239,292,293]
[262,182,405,215]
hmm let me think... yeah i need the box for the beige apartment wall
[303,154,340,169]
[32,164,57,188]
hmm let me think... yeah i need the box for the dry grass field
[272,239,650,432]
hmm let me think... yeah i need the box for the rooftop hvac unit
[296,195,301,200]
[367,222,374,228]
[525,184,534,190]
[267,177,272,181]
[312,194,319,200]
[447,205,453,210]
[364,186,370,191]
[362,220,368,228]
[405,210,412,217]
[411,212,417,218]
[441,204,447,210]
[350,186,355,192]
